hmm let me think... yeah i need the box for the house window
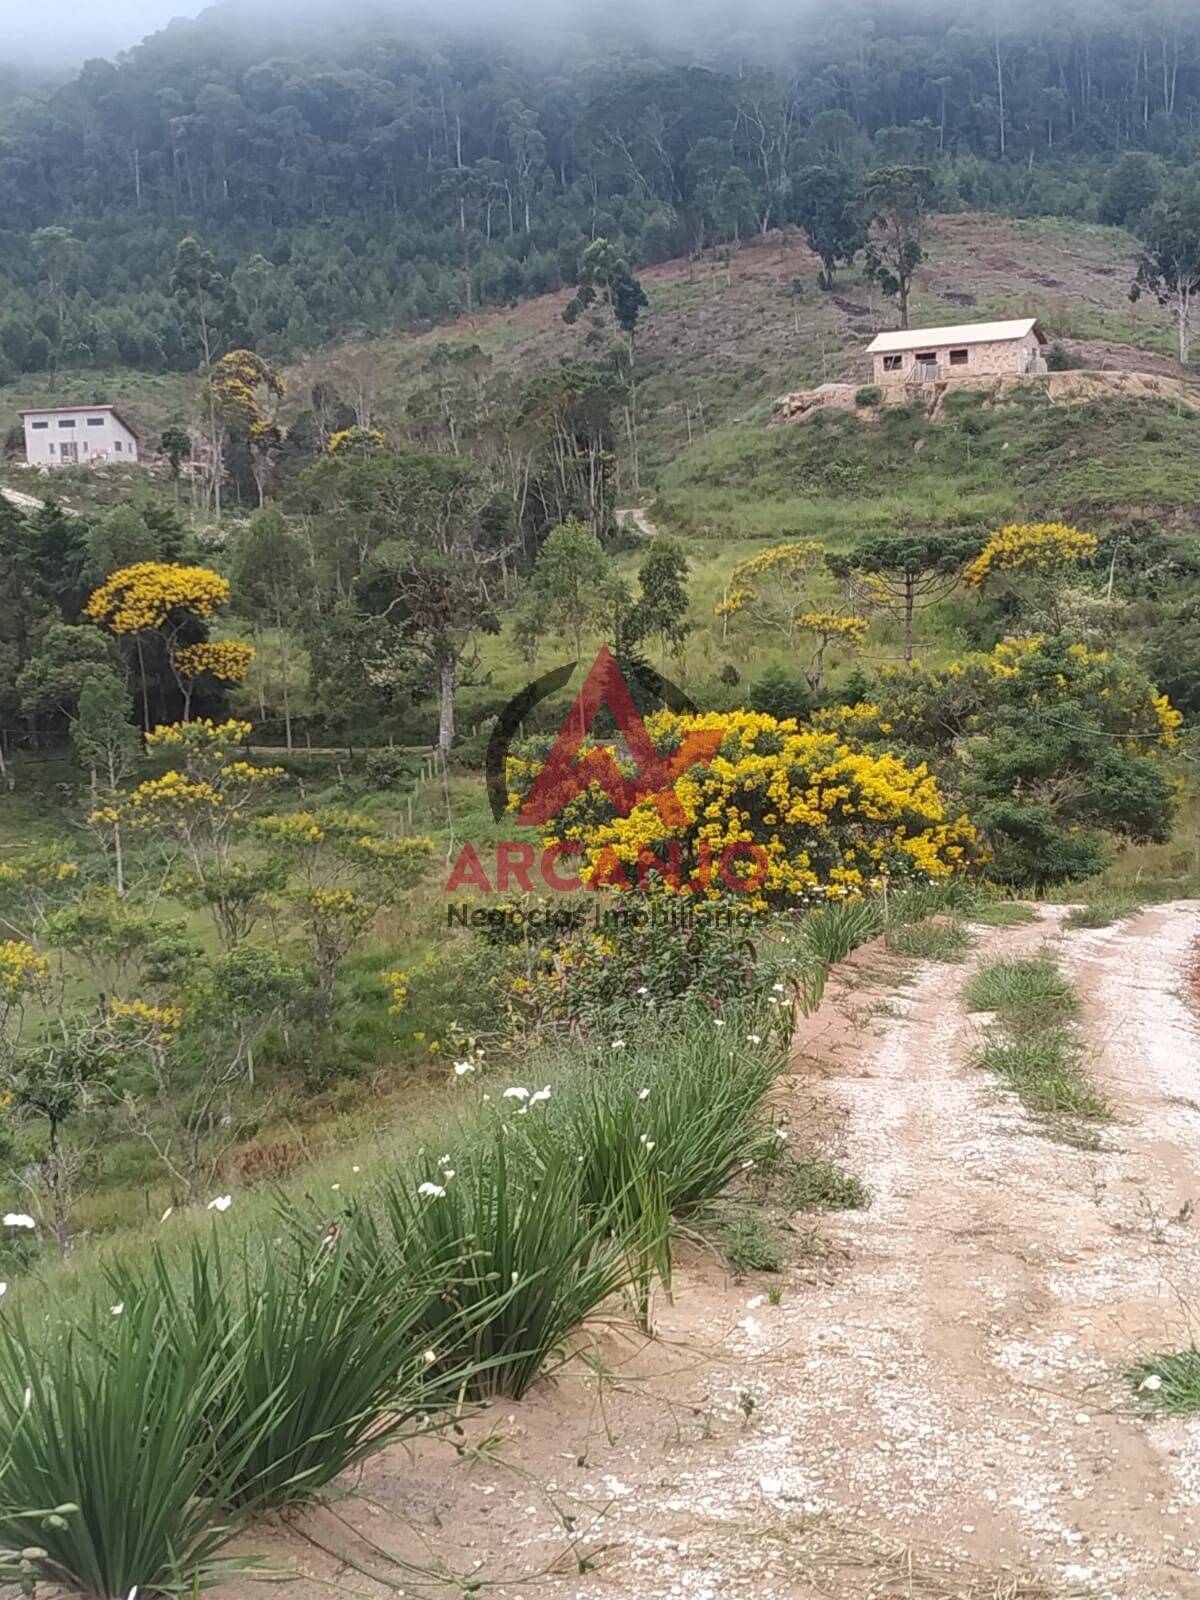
[882,354,902,371]
[87,416,105,426]
[48,442,55,453]
[114,441,122,453]
[915,352,936,364]
[57,418,76,428]
[949,348,969,365]
[30,420,48,430]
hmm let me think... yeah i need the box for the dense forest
[2,0,1200,373]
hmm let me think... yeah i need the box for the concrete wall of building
[873,331,1044,386]
[23,409,139,468]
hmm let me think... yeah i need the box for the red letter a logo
[517,647,722,828]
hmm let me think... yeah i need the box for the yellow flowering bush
[327,426,387,455]
[85,563,231,635]
[174,641,256,685]
[382,969,410,1014]
[0,845,80,938]
[109,997,184,1042]
[516,708,979,910]
[964,522,1098,587]
[256,810,433,1005]
[0,939,49,998]
[815,634,1181,885]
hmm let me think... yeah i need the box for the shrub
[854,384,883,407]
[510,706,981,909]
[0,1295,257,1596]
[372,1135,630,1399]
[1045,342,1082,372]
[748,666,815,724]
[121,1230,482,1513]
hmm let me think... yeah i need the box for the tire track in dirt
[213,904,1200,1600]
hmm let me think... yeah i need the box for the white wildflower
[638,1087,650,1101]
[635,986,649,996]
[417,1181,446,1199]
[331,1183,340,1192]
[110,1303,124,1317]
[611,1039,626,1050]
[423,1349,437,1364]
[3,1213,36,1231]
[529,1086,551,1105]
[1140,1373,1164,1393]
[206,1195,232,1213]
[502,1086,529,1101]
[713,1018,725,1027]
[442,1169,456,1180]
[453,1059,475,1076]
[747,1034,762,1044]
[159,1206,173,1223]
[0,1284,6,1299]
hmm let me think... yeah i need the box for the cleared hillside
[0,211,1182,506]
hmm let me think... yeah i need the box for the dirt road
[222,903,1200,1600]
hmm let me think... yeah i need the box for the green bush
[854,384,883,407]
[0,1295,257,1596]
[747,666,815,724]
[373,1135,630,1399]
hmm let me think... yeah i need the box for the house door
[59,441,78,464]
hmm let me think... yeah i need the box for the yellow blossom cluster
[382,969,410,1014]
[716,542,826,622]
[525,708,979,909]
[110,997,184,1041]
[796,612,868,644]
[0,939,49,995]
[174,641,257,684]
[85,563,231,634]
[0,855,78,889]
[964,523,1098,587]
[127,771,224,828]
[145,718,254,757]
[327,426,387,455]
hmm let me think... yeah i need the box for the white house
[21,404,140,469]
[866,318,1047,387]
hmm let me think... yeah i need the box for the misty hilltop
[0,0,1199,377]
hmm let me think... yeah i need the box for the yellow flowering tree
[717,543,827,655]
[209,348,286,505]
[817,635,1180,885]
[256,810,432,1012]
[514,708,980,911]
[173,640,256,721]
[0,939,49,1049]
[0,845,80,941]
[964,522,1099,633]
[121,719,285,947]
[85,560,234,727]
[796,612,867,691]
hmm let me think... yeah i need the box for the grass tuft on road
[1129,1349,1200,1412]
[962,953,1079,1023]
[886,919,975,963]
[964,951,1110,1124]
[1064,896,1144,930]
